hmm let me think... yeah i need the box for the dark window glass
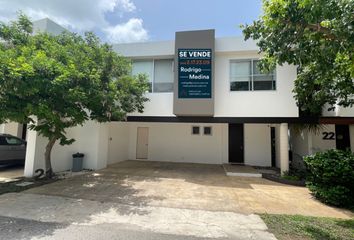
[0,137,8,145]
[192,126,200,135]
[253,81,275,90]
[204,127,212,135]
[230,82,250,91]
[5,137,23,145]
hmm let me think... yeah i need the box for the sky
[0,0,262,43]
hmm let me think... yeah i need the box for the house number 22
[322,132,335,140]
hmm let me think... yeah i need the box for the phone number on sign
[183,60,210,65]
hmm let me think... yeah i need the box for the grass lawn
[260,214,354,240]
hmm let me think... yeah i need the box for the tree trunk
[44,137,57,178]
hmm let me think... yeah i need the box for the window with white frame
[132,59,174,93]
[132,60,154,92]
[230,59,276,91]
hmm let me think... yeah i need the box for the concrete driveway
[0,160,352,240]
[26,160,353,218]
[0,164,23,182]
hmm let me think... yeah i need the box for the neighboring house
[32,17,67,35]
[0,20,353,177]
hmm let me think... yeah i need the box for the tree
[0,15,149,177]
[242,0,354,116]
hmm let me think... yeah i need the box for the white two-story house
[1,22,353,177]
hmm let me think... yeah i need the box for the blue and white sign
[178,49,212,98]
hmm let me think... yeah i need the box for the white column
[74,121,109,170]
[279,123,289,175]
[24,122,46,177]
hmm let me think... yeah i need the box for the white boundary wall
[125,122,272,166]
[108,122,130,164]
[290,124,354,159]
[24,122,354,177]
[244,124,272,166]
[24,121,110,177]
[24,121,276,177]
[126,122,228,164]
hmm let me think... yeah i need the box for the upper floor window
[230,59,276,91]
[132,59,174,93]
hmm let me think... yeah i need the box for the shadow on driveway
[0,215,68,240]
[25,160,354,219]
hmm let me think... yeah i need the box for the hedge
[304,149,354,207]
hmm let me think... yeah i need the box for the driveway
[0,160,352,240]
[25,160,352,218]
[0,164,23,182]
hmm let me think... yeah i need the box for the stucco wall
[1,122,22,138]
[244,124,272,166]
[24,121,110,177]
[108,122,130,164]
[322,105,354,117]
[310,125,336,154]
[214,53,298,117]
[126,122,272,166]
[129,53,299,118]
[290,127,310,157]
[129,93,174,117]
[127,122,228,164]
[290,124,354,158]
[24,120,285,177]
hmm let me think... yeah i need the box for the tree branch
[306,23,335,40]
[284,19,337,40]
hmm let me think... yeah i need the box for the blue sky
[0,0,262,43]
[107,0,262,41]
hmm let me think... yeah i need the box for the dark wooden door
[229,124,244,164]
[335,125,351,150]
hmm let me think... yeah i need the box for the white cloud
[0,0,149,43]
[104,18,148,43]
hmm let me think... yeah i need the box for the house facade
[1,22,353,177]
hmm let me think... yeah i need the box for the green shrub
[304,149,354,207]
[282,171,301,181]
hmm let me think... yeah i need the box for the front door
[136,127,149,159]
[229,124,244,164]
[335,125,351,150]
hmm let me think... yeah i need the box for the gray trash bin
[72,152,84,172]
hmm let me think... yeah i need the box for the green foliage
[0,15,149,145]
[282,170,301,181]
[304,149,354,207]
[290,123,324,135]
[261,213,354,240]
[0,15,149,175]
[242,0,354,116]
